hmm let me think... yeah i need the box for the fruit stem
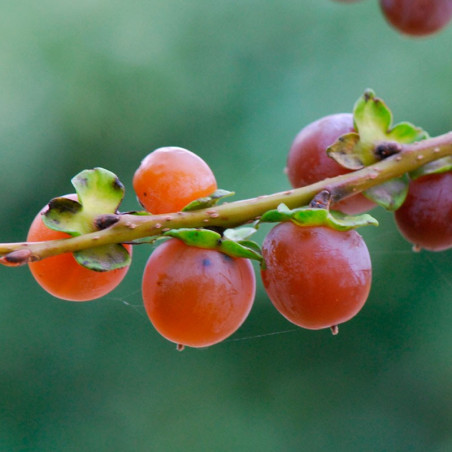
[1,132,452,265]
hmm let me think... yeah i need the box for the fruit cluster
[334,0,452,37]
[11,91,452,350]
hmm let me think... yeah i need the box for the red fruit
[287,113,375,215]
[133,147,218,214]
[261,222,372,330]
[394,171,452,251]
[142,239,255,348]
[27,195,131,301]
[380,0,452,36]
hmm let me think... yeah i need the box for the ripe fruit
[27,195,131,301]
[379,0,452,36]
[133,146,218,214]
[286,113,375,215]
[261,222,372,330]
[142,239,255,348]
[394,171,452,251]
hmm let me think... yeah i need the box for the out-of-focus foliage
[0,1,451,450]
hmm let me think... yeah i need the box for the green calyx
[43,168,131,271]
[409,156,452,180]
[182,189,235,211]
[259,203,378,231]
[327,89,429,210]
[363,175,410,211]
[327,89,428,170]
[164,227,262,263]
[44,168,125,235]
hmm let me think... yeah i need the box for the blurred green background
[1,1,451,450]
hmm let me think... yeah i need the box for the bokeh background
[1,1,451,450]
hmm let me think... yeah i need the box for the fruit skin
[380,0,452,37]
[27,195,132,301]
[133,146,218,214]
[287,113,375,215]
[142,239,255,348]
[261,222,372,330]
[394,171,452,251]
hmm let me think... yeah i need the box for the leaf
[387,122,429,144]
[260,205,378,231]
[43,197,84,235]
[363,175,409,211]
[43,168,125,236]
[236,240,262,255]
[326,132,364,170]
[325,210,379,230]
[74,244,131,272]
[219,240,263,262]
[328,90,429,171]
[182,189,235,211]
[42,168,129,272]
[223,227,258,241]
[353,89,392,142]
[72,168,125,217]
[164,228,222,248]
[409,156,452,180]
[259,203,293,223]
[163,227,263,262]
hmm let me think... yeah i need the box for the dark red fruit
[287,113,375,215]
[394,171,452,251]
[261,222,372,330]
[380,0,452,36]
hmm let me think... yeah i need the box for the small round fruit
[133,146,218,214]
[142,239,256,348]
[27,195,132,301]
[261,222,372,330]
[287,113,375,215]
[394,171,452,251]
[379,0,452,36]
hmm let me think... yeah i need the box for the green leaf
[223,227,258,241]
[43,197,84,236]
[42,168,130,272]
[410,156,452,180]
[387,122,429,144]
[72,168,125,217]
[236,240,262,255]
[260,204,378,231]
[74,244,131,272]
[182,189,235,211]
[290,208,331,226]
[363,175,409,211]
[259,203,293,223]
[43,168,125,236]
[163,227,263,262]
[325,210,379,230]
[219,240,263,262]
[164,228,222,248]
[326,132,364,170]
[353,89,392,143]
